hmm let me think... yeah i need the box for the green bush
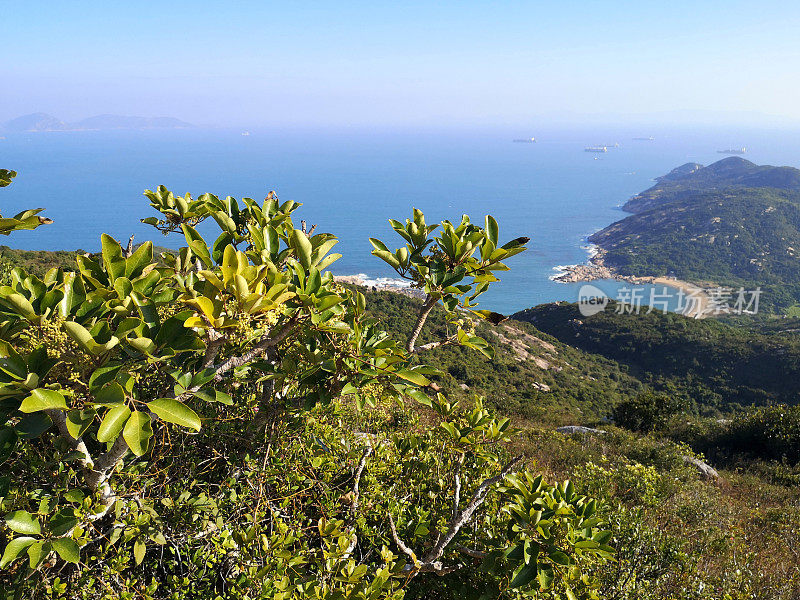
[612,392,688,433]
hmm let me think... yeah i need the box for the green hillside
[590,158,800,312]
[514,301,800,412]
[622,156,800,213]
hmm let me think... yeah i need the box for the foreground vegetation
[0,170,613,599]
[1,168,799,599]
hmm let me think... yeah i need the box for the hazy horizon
[4,2,800,129]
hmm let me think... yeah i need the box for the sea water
[2,124,800,314]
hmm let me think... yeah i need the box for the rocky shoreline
[333,274,426,299]
[550,247,712,319]
[550,247,656,285]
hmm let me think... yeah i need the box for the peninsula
[553,157,800,314]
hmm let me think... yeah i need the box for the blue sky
[3,1,800,127]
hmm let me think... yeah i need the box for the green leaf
[592,530,612,545]
[4,510,41,535]
[291,229,313,270]
[15,412,52,439]
[0,536,36,569]
[372,250,401,270]
[134,539,146,565]
[63,490,85,503]
[191,389,233,405]
[19,389,67,413]
[537,564,555,589]
[101,234,126,281]
[51,538,80,564]
[64,321,119,356]
[93,382,126,406]
[368,238,389,252]
[146,398,201,431]
[97,404,131,443]
[123,411,153,457]
[0,427,17,463]
[65,408,96,438]
[509,560,538,588]
[125,241,154,279]
[88,364,122,392]
[49,512,80,536]
[393,368,430,387]
[548,549,571,566]
[27,540,49,569]
[485,215,499,246]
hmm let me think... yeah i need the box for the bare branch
[422,455,522,565]
[407,295,438,353]
[202,328,226,369]
[393,455,523,578]
[410,334,458,354]
[351,445,373,517]
[44,409,95,473]
[123,234,135,258]
[388,512,417,563]
[455,545,488,559]
[44,408,123,514]
[452,454,465,521]
[208,316,300,383]
[178,315,301,403]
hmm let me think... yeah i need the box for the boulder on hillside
[682,455,719,480]
[556,425,606,435]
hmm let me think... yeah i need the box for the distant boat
[512,137,536,143]
[718,147,746,154]
[585,146,608,153]
[633,136,654,141]
[603,142,620,148]
[241,131,250,136]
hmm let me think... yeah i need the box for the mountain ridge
[3,112,192,132]
[623,156,800,213]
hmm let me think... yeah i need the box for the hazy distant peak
[2,113,192,132]
[4,112,68,132]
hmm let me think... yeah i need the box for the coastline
[549,246,656,285]
[551,246,711,319]
[333,274,425,299]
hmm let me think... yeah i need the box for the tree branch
[406,295,438,353]
[388,512,417,564]
[178,314,301,403]
[410,334,458,355]
[391,455,523,578]
[422,455,522,565]
[351,445,373,517]
[123,234,135,258]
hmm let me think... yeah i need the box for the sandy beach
[552,248,712,319]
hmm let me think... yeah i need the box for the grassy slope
[514,301,800,413]
[5,249,800,596]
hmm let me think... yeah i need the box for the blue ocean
[3,124,800,314]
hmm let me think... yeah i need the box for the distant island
[554,156,800,313]
[2,112,192,132]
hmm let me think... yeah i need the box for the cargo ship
[585,146,608,153]
[512,137,536,143]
